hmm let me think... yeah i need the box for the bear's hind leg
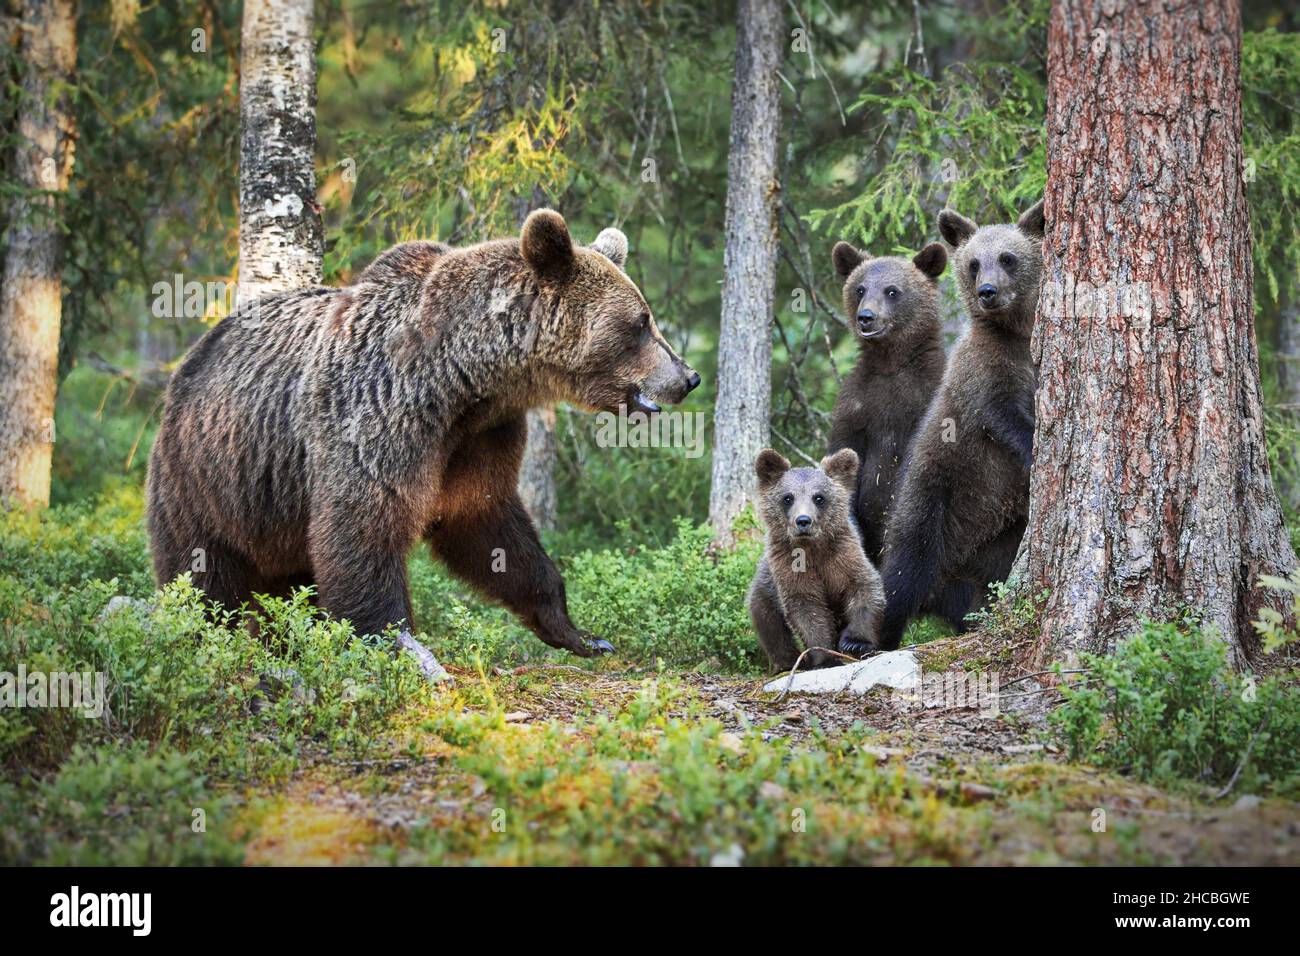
[749,571,800,672]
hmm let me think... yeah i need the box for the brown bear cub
[843,200,1044,655]
[748,448,885,671]
[147,210,700,671]
[826,240,948,564]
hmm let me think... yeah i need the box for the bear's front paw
[567,631,615,658]
[837,627,880,659]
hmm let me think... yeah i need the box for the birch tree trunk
[238,0,322,303]
[1024,0,1296,669]
[0,0,76,509]
[708,0,783,543]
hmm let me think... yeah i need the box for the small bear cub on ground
[748,448,885,671]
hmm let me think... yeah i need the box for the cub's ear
[912,242,948,280]
[832,241,865,280]
[521,209,576,281]
[590,228,629,269]
[755,449,792,488]
[820,448,859,489]
[937,208,978,249]
[1017,198,1046,240]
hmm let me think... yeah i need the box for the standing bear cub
[826,240,948,564]
[844,200,1044,655]
[748,449,885,671]
[147,210,699,670]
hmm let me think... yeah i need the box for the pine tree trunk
[0,0,76,509]
[709,0,783,544]
[1024,0,1296,669]
[1275,295,1300,511]
[238,0,322,303]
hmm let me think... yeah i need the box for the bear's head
[937,199,1045,335]
[830,241,946,349]
[519,209,700,414]
[755,448,858,544]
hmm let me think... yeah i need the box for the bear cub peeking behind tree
[826,239,948,565]
[748,448,885,671]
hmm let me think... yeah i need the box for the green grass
[3,479,1299,865]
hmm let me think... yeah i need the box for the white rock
[763,651,920,696]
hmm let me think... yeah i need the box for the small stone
[759,781,788,801]
[718,732,745,755]
[709,843,745,867]
[862,745,906,762]
[1232,795,1262,812]
[959,782,997,802]
[502,711,530,723]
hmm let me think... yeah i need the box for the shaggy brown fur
[147,210,699,658]
[843,200,1045,654]
[826,241,947,564]
[748,449,885,671]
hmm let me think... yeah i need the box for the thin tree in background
[513,191,558,530]
[0,0,76,509]
[709,0,783,543]
[1276,295,1300,510]
[1023,0,1296,668]
[238,0,322,302]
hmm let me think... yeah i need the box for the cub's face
[520,210,699,414]
[755,449,858,542]
[938,200,1045,332]
[832,243,946,345]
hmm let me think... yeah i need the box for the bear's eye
[855,285,865,301]
[782,493,794,508]
[999,253,1017,270]
[969,259,980,277]
[884,286,899,299]
[638,312,650,331]
[813,493,825,507]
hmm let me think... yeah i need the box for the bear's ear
[937,208,978,249]
[590,227,629,270]
[755,449,791,488]
[820,448,859,489]
[832,241,865,280]
[521,209,576,281]
[912,242,948,280]
[1017,198,1045,240]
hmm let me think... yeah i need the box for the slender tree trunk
[1024,0,1295,669]
[519,407,558,531]
[238,0,322,303]
[0,0,76,509]
[512,192,558,530]
[709,0,783,543]
[1275,294,1300,511]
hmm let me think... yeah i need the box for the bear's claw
[838,635,877,659]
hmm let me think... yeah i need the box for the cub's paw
[837,627,880,659]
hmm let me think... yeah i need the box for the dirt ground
[239,633,1300,866]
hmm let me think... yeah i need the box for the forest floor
[235,632,1300,866]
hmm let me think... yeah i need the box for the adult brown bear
[147,211,699,670]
